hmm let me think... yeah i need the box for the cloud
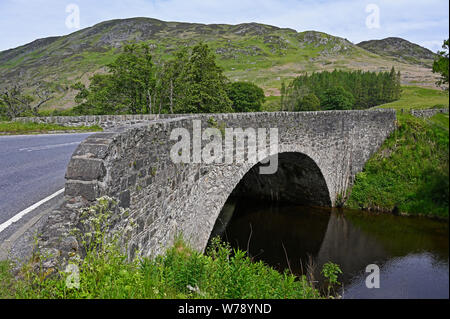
[0,0,448,51]
[421,40,446,53]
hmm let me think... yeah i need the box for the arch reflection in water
[209,199,449,299]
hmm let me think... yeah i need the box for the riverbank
[346,111,449,219]
[0,236,325,299]
[0,195,327,299]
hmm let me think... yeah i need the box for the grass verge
[0,237,324,299]
[0,121,103,135]
[346,112,449,218]
[378,86,449,111]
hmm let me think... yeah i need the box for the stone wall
[410,108,449,118]
[12,108,447,131]
[12,114,184,130]
[38,109,396,265]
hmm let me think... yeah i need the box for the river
[210,199,449,299]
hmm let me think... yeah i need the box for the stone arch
[230,152,332,206]
[204,151,332,249]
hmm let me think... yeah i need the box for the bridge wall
[12,114,183,129]
[12,107,446,130]
[59,110,395,257]
[410,108,449,118]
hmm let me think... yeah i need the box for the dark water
[213,199,449,299]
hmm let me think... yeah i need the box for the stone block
[119,190,131,208]
[65,181,99,201]
[66,158,106,181]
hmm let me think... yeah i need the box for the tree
[280,80,286,111]
[226,81,265,112]
[156,48,189,114]
[108,42,156,114]
[174,42,233,113]
[72,42,156,115]
[71,82,92,115]
[281,69,401,111]
[297,93,320,111]
[73,42,234,115]
[394,70,402,100]
[283,79,310,112]
[320,86,354,110]
[432,39,449,90]
[0,100,7,120]
[0,84,54,119]
[71,74,119,115]
[383,67,397,102]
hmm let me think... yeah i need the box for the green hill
[357,37,436,67]
[0,17,442,110]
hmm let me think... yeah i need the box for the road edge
[0,192,65,263]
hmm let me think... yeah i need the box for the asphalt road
[0,133,94,227]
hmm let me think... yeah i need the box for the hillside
[347,111,449,218]
[0,17,442,110]
[357,37,436,67]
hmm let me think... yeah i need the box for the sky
[0,0,448,52]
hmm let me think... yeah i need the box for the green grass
[0,238,321,299]
[0,197,328,299]
[260,85,446,113]
[378,86,449,111]
[262,95,282,112]
[37,108,80,117]
[346,112,449,218]
[0,121,103,135]
[258,85,448,113]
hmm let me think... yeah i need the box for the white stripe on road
[0,188,65,234]
[19,141,81,152]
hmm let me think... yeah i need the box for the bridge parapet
[410,108,449,118]
[12,114,186,129]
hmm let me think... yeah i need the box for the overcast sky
[0,0,448,52]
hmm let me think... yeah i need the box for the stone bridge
[37,110,396,262]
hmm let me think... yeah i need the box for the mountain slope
[0,17,441,110]
[357,37,436,67]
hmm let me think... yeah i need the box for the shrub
[297,93,320,111]
[226,81,266,113]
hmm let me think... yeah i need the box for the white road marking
[0,188,65,234]
[19,141,81,152]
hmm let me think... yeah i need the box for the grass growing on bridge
[346,112,449,218]
[0,236,323,299]
[0,121,103,135]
